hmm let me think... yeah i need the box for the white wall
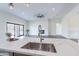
[48,19,56,35]
[61,18,69,37]
[56,23,62,35]
[28,19,57,36]
[0,11,28,40]
[29,19,49,35]
[61,5,79,38]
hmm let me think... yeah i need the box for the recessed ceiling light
[8,3,14,9]
[25,3,30,7]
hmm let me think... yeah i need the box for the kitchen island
[0,37,79,56]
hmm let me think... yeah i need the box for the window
[7,23,14,37]
[6,22,24,37]
[20,25,24,36]
[15,25,20,37]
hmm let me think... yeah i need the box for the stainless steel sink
[21,42,57,53]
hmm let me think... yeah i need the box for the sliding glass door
[20,25,24,36]
[15,25,20,37]
[7,23,15,37]
[6,22,24,38]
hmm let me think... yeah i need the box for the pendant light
[9,3,14,9]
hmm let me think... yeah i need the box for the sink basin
[21,42,57,53]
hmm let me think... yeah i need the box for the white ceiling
[0,3,78,21]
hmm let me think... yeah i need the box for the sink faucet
[40,38,44,42]
[38,25,44,43]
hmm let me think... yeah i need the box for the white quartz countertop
[0,37,79,56]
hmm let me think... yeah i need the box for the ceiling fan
[36,14,45,18]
